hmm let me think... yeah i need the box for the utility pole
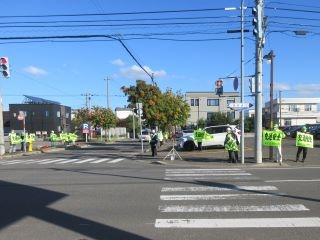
[240,0,245,164]
[105,77,110,109]
[81,93,97,110]
[253,0,264,164]
[0,97,5,155]
[264,50,275,160]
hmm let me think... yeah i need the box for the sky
[1,0,320,112]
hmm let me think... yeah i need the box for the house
[9,95,71,136]
[264,97,320,126]
[185,91,240,126]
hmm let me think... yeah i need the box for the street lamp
[263,50,275,161]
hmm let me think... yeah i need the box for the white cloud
[120,65,167,79]
[294,83,320,95]
[274,82,291,91]
[23,66,48,76]
[111,59,125,66]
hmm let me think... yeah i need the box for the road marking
[73,158,96,164]
[108,158,125,163]
[155,217,320,228]
[56,159,81,164]
[266,179,320,183]
[164,176,258,181]
[161,186,278,192]
[165,173,251,177]
[0,160,26,165]
[166,169,242,173]
[160,193,277,201]
[39,159,68,164]
[159,204,309,212]
[90,158,111,163]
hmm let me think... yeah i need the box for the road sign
[228,102,253,110]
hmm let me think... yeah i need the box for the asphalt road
[0,137,319,240]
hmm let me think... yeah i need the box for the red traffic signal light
[0,57,10,78]
[216,79,223,87]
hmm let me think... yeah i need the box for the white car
[178,125,240,151]
[138,129,151,142]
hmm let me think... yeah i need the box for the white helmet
[152,129,155,134]
[227,127,231,131]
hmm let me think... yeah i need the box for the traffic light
[252,5,263,39]
[215,79,223,95]
[0,57,10,78]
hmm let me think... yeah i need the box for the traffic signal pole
[240,0,245,164]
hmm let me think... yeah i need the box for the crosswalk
[0,157,127,166]
[155,168,320,229]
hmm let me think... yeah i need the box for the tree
[207,112,232,126]
[121,80,190,132]
[71,107,90,131]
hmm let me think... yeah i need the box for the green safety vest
[225,133,239,151]
[262,129,285,147]
[296,132,313,148]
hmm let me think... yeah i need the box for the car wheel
[183,141,195,151]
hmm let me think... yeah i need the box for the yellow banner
[296,132,313,148]
[262,130,283,147]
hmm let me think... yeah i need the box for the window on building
[207,112,215,120]
[66,112,70,118]
[207,99,219,106]
[45,111,49,117]
[284,119,291,126]
[289,104,298,112]
[227,100,235,105]
[304,104,312,111]
[191,98,199,106]
[57,111,61,117]
[227,111,235,120]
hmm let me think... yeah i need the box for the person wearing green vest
[158,130,164,147]
[194,128,205,151]
[9,130,20,153]
[273,124,286,165]
[224,127,239,163]
[295,126,309,162]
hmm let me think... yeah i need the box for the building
[264,97,320,127]
[185,91,240,126]
[9,95,72,136]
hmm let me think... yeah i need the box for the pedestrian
[295,126,309,162]
[150,129,158,157]
[194,128,205,151]
[224,127,239,163]
[273,124,286,165]
[9,130,18,153]
[232,128,240,162]
[158,130,164,147]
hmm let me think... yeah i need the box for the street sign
[82,123,90,133]
[228,102,253,110]
[233,77,239,91]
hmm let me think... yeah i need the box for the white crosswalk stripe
[0,157,126,165]
[155,168,320,229]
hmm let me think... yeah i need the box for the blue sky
[1,0,320,111]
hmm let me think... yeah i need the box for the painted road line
[161,186,278,192]
[266,179,320,183]
[0,160,27,165]
[155,217,320,228]
[90,158,111,163]
[39,159,68,164]
[24,159,54,164]
[160,193,277,201]
[56,159,81,164]
[164,176,258,181]
[165,173,251,177]
[73,158,97,164]
[158,204,309,212]
[108,158,125,163]
[166,169,242,172]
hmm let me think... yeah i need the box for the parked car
[182,129,194,137]
[138,129,151,142]
[282,125,301,137]
[310,125,320,140]
[178,125,240,151]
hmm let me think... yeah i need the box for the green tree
[71,107,90,131]
[207,112,232,126]
[121,80,190,132]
